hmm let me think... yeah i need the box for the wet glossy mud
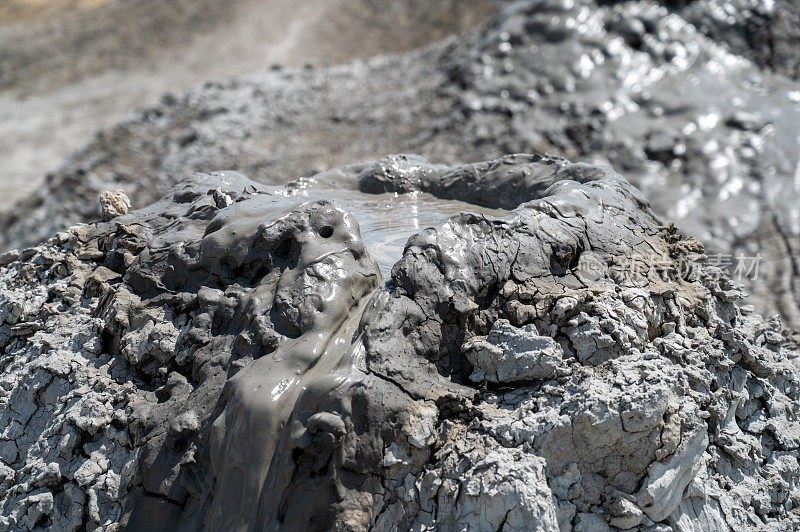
[1,156,798,530]
[4,0,800,330]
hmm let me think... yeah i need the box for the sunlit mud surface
[272,184,509,274]
[3,156,799,530]
[5,0,800,329]
[4,1,800,530]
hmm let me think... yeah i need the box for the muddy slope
[674,0,800,79]
[4,0,799,329]
[0,155,797,530]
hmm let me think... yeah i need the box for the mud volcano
[0,155,797,530]
[4,0,800,335]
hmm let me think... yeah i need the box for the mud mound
[4,0,799,329]
[0,155,798,530]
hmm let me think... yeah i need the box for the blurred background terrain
[0,0,495,205]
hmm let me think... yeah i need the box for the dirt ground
[0,0,495,206]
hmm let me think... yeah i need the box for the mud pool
[270,183,509,275]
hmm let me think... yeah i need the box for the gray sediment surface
[2,0,799,331]
[0,155,798,530]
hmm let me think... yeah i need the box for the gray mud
[3,0,800,330]
[675,0,800,79]
[4,1,800,529]
[0,155,798,530]
[271,158,510,274]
